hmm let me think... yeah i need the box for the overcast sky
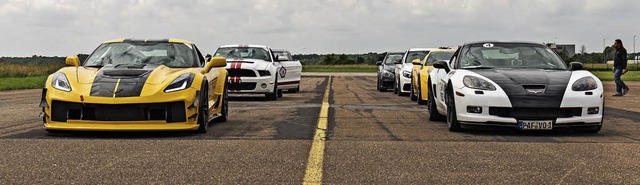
[1,0,639,56]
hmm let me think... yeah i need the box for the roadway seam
[303,75,331,185]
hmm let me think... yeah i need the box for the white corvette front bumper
[452,86,604,128]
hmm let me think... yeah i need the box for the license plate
[518,120,553,130]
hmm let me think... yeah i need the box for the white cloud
[0,0,639,56]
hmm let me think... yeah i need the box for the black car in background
[376,52,403,91]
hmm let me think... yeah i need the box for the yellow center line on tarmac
[303,76,331,185]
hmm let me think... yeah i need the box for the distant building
[545,43,576,57]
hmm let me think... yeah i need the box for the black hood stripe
[90,65,155,97]
[470,69,571,108]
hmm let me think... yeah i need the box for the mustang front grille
[50,101,186,123]
[227,69,256,77]
[228,82,257,91]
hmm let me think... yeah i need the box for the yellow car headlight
[165,73,195,93]
[52,72,72,92]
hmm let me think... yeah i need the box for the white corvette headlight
[463,76,496,91]
[572,76,598,91]
[51,72,72,92]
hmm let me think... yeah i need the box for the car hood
[469,68,572,108]
[225,58,273,71]
[75,64,193,97]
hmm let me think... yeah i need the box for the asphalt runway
[0,74,639,184]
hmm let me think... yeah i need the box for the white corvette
[428,41,604,133]
[213,45,301,100]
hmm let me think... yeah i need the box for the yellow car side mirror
[202,57,227,73]
[411,59,422,65]
[65,56,80,67]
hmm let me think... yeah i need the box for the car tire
[427,80,445,121]
[410,82,417,101]
[446,82,462,132]
[213,80,228,122]
[417,80,428,105]
[376,76,381,91]
[397,79,404,96]
[265,75,278,101]
[197,81,210,133]
[277,89,283,98]
[393,78,399,94]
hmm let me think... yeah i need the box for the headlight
[165,73,195,93]
[463,76,496,91]
[402,70,411,78]
[382,70,394,78]
[51,72,72,92]
[258,70,271,77]
[572,76,597,91]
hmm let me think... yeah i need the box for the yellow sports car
[410,48,455,105]
[40,39,228,133]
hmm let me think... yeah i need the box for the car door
[275,50,301,85]
[433,48,461,111]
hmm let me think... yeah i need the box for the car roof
[219,44,269,49]
[427,49,456,53]
[272,49,289,52]
[463,41,545,46]
[103,38,193,44]
[407,48,439,52]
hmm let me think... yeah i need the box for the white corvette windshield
[459,43,567,70]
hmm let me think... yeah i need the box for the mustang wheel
[197,81,210,133]
[265,75,278,101]
[445,82,462,132]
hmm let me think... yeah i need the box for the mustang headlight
[402,70,411,78]
[51,72,72,92]
[463,76,496,91]
[165,73,195,93]
[572,76,598,91]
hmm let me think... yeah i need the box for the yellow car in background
[410,48,455,105]
[40,38,228,133]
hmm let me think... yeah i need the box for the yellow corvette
[410,49,455,105]
[40,39,228,133]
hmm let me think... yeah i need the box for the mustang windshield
[84,42,196,68]
[460,43,567,70]
[215,47,272,61]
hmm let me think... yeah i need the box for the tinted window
[384,53,403,64]
[459,43,567,70]
[214,47,272,61]
[425,52,454,65]
[404,51,430,63]
[84,42,196,68]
